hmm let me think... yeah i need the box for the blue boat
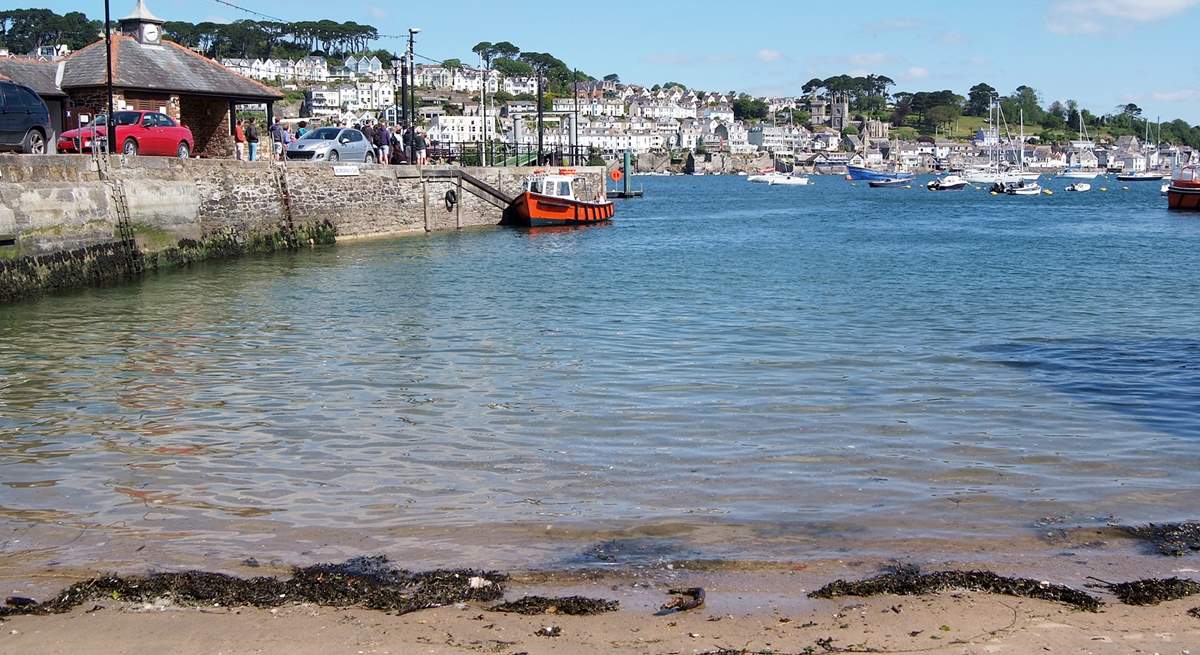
[847,165,914,182]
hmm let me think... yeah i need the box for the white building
[427,114,496,143]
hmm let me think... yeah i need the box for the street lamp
[103,0,116,153]
[407,28,420,163]
[390,53,402,126]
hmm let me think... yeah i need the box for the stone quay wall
[0,155,603,303]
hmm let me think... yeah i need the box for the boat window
[530,179,542,194]
[558,181,572,197]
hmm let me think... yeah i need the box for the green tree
[966,82,997,116]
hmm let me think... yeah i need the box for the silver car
[285,127,373,163]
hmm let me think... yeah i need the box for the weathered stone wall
[180,96,233,159]
[0,155,603,302]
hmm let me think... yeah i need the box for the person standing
[369,121,386,164]
[245,118,259,161]
[234,118,246,161]
[297,120,309,138]
[415,129,428,166]
[270,117,290,161]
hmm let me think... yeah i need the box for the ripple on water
[0,176,1197,568]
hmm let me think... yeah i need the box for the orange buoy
[610,169,623,183]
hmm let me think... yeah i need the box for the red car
[58,110,195,158]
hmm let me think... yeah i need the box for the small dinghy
[1065,183,1091,192]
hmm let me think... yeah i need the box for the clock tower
[118,0,165,46]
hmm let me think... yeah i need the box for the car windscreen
[302,128,340,140]
[91,111,142,127]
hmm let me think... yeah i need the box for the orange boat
[508,170,615,227]
[1167,166,1200,211]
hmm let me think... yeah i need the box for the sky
[45,0,1200,123]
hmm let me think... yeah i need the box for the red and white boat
[508,170,615,227]
[1167,166,1200,211]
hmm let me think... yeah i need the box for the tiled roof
[0,58,67,97]
[60,35,282,100]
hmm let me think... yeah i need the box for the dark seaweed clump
[1120,522,1200,556]
[1094,578,1200,606]
[0,556,505,619]
[809,565,1101,612]
[489,595,618,615]
[1189,607,1200,619]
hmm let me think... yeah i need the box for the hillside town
[0,3,1196,174]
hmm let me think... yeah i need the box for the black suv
[0,80,52,154]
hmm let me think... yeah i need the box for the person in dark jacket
[245,119,259,161]
[372,122,389,164]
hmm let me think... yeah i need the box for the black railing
[419,141,593,168]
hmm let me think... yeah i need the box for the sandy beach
[2,559,1199,654]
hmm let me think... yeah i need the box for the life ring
[444,188,458,211]
[610,169,623,183]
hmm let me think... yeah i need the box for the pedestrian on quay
[373,121,389,164]
[398,123,412,163]
[415,129,428,166]
[234,118,246,161]
[245,118,259,161]
[270,116,290,161]
[297,120,309,138]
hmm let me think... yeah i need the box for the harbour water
[1,175,1197,572]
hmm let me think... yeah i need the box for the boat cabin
[525,174,578,200]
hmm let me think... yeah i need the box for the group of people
[355,121,428,165]
[232,115,429,165]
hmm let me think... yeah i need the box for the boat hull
[847,166,913,182]
[1167,181,1200,211]
[1057,170,1100,180]
[508,191,615,227]
[868,179,910,188]
[1117,173,1168,182]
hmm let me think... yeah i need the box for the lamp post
[407,28,420,163]
[390,54,402,126]
[103,0,116,153]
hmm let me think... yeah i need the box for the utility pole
[536,71,544,165]
[407,28,421,163]
[480,53,488,166]
[573,70,580,166]
[103,0,116,153]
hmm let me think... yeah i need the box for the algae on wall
[0,219,337,304]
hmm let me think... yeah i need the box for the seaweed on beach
[1119,522,1200,556]
[489,595,618,615]
[1189,606,1200,620]
[1090,577,1200,606]
[0,556,506,619]
[808,565,1101,612]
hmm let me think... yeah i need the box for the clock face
[142,24,159,42]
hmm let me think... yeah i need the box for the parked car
[285,127,373,163]
[0,80,52,154]
[58,110,194,158]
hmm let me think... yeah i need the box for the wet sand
[3,560,1199,654]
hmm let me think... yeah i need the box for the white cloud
[755,49,784,63]
[939,30,964,44]
[904,66,930,80]
[366,5,387,19]
[203,15,231,24]
[1047,0,1200,34]
[848,52,890,67]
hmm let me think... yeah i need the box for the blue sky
[56,0,1200,122]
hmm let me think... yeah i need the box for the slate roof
[0,58,67,97]
[60,35,283,101]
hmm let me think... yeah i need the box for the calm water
[1,175,1198,570]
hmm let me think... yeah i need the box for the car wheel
[365,151,374,164]
[327,150,339,162]
[177,142,190,159]
[21,129,46,154]
[122,138,139,156]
